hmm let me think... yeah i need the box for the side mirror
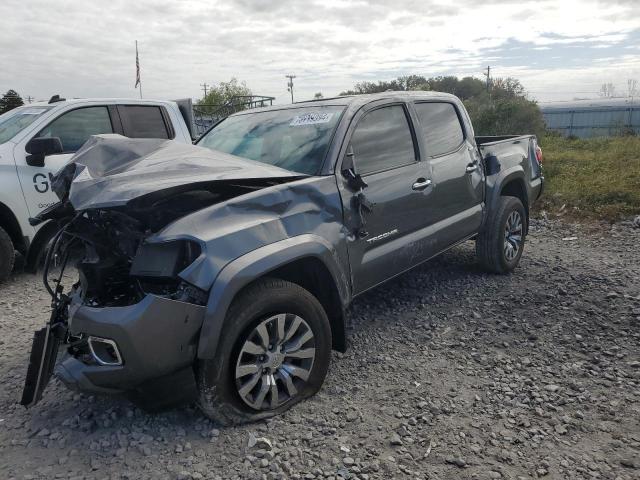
[25,137,63,167]
[341,145,367,191]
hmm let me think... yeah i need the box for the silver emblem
[366,229,399,243]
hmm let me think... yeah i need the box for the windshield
[0,106,52,144]
[197,106,344,175]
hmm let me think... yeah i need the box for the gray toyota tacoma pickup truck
[21,91,543,424]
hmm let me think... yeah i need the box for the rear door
[412,101,484,251]
[337,102,437,294]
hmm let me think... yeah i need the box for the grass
[537,135,640,221]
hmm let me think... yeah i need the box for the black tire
[196,278,332,426]
[476,196,526,274]
[0,226,15,283]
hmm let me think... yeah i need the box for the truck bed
[475,134,544,217]
[476,134,542,181]
[475,134,532,146]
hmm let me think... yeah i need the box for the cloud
[0,0,638,103]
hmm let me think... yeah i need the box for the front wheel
[476,196,526,274]
[0,226,15,283]
[196,278,332,425]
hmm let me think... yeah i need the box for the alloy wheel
[503,210,523,262]
[234,313,316,411]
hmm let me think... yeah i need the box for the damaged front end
[71,208,208,308]
[21,135,305,407]
[21,205,210,406]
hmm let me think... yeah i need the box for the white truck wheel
[0,226,15,283]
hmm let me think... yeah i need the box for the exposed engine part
[41,207,209,308]
[138,279,208,305]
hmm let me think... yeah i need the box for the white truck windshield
[197,106,344,175]
[0,106,53,144]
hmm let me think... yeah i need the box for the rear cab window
[414,102,465,157]
[117,105,173,139]
[349,104,417,176]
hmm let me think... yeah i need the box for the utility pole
[484,66,491,92]
[286,74,296,103]
[26,95,34,103]
[200,83,209,98]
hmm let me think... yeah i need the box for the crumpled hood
[53,134,304,211]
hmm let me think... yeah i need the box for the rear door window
[349,105,416,175]
[414,102,465,157]
[117,105,171,139]
[37,106,113,152]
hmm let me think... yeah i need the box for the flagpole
[135,40,143,99]
[136,40,142,99]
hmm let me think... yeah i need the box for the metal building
[540,98,640,138]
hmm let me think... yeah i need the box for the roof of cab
[230,91,461,115]
[25,98,177,108]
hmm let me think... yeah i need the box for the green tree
[340,73,545,138]
[425,76,460,95]
[455,77,485,100]
[464,94,546,140]
[490,77,526,99]
[314,92,324,100]
[0,89,24,114]
[340,75,429,95]
[463,76,545,139]
[340,81,386,95]
[397,75,429,91]
[198,78,252,112]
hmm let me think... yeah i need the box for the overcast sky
[1,0,639,104]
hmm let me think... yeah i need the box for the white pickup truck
[0,96,193,281]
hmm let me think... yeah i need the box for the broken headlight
[130,240,201,279]
[130,240,207,305]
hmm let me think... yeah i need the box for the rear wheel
[476,196,526,274]
[0,226,15,283]
[196,278,331,425]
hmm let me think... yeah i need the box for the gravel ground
[1,219,639,480]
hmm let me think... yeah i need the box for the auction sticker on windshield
[290,112,334,126]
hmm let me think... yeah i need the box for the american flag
[135,41,141,89]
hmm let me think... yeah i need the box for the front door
[14,105,116,218]
[337,103,437,294]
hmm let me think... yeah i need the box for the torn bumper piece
[56,294,206,394]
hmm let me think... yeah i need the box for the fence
[541,99,640,138]
[192,95,275,137]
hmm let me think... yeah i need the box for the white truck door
[13,105,115,218]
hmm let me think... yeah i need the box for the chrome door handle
[466,163,479,173]
[412,178,432,190]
